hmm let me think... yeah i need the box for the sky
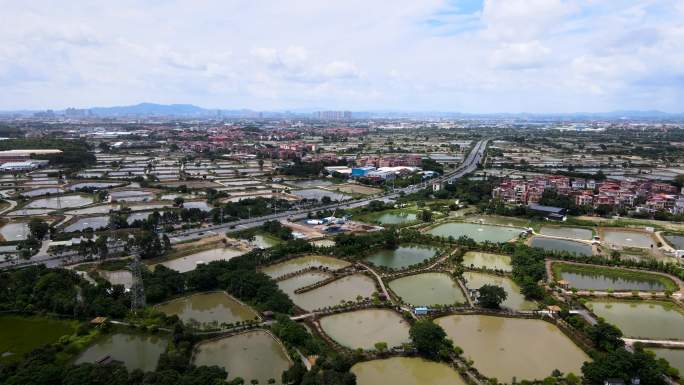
[1,0,683,113]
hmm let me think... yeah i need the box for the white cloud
[0,0,681,112]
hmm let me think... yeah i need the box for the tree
[174,197,185,207]
[409,320,454,361]
[588,320,624,351]
[477,284,508,309]
[374,341,388,353]
[582,346,667,385]
[420,209,433,222]
[28,218,49,239]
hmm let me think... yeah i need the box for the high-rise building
[315,110,352,120]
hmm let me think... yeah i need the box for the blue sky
[0,0,683,113]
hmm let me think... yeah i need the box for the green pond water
[287,274,377,311]
[364,245,438,269]
[649,348,684,374]
[427,222,523,243]
[602,229,655,248]
[261,255,350,278]
[530,236,593,256]
[152,247,244,273]
[351,357,467,385]
[319,309,410,350]
[462,251,512,272]
[193,330,291,384]
[251,234,280,248]
[539,226,593,240]
[462,272,537,311]
[75,333,168,372]
[388,272,466,306]
[586,300,684,340]
[435,315,589,383]
[554,264,669,291]
[375,212,418,224]
[0,315,76,363]
[156,292,258,326]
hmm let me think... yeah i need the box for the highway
[168,139,488,243]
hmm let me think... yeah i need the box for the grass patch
[352,207,423,225]
[551,262,678,292]
[98,258,132,271]
[0,315,78,363]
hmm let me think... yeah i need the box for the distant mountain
[89,103,209,117]
[1,103,682,120]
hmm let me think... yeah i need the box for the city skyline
[1,0,683,113]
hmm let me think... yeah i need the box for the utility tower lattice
[129,247,146,310]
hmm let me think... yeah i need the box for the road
[168,139,488,244]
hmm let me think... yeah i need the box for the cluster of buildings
[493,175,684,214]
[355,154,422,168]
[0,150,60,173]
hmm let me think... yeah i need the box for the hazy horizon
[2,1,683,113]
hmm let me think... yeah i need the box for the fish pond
[192,330,291,384]
[586,300,684,340]
[374,211,418,225]
[602,228,656,249]
[156,292,258,327]
[288,274,377,311]
[462,251,512,272]
[75,332,169,372]
[64,216,110,232]
[351,357,467,385]
[552,263,675,291]
[261,255,350,278]
[435,315,589,383]
[665,235,684,250]
[539,226,593,240]
[462,272,537,311]
[530,236,593,256]
[427,222,523,243]
[99,269,133,289]
[152,247,244,273]
[364,244,439,269]
[388,272,466,306]
[25,195,93,209]
[650,348,684,374]
[0,222,30,241]
[277,271,333,298]
[0,315,77,363]
[319,309,410,350]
